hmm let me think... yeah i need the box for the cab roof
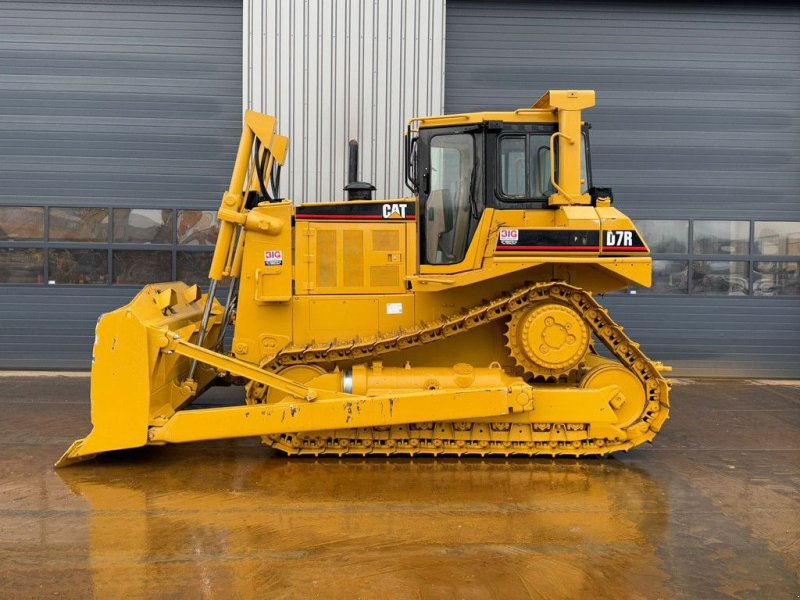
[411,90,595,130]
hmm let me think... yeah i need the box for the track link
[248,282,670,456]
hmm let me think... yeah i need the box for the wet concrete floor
[0,376,798,599]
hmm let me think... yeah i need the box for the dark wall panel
[0,0,242,369]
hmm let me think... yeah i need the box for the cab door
[417,126,483,270]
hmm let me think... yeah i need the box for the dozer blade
[55,282,222,467]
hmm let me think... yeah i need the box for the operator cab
[405,91,597,266]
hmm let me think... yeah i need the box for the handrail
[408,114,470,131]
[514,107,550,114]
[549,131,574,199]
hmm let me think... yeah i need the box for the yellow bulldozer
[56,90,670,467]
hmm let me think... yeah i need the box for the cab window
[498,132,589,200]
[424,133,475,265]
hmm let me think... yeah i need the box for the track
[246,282,670,456]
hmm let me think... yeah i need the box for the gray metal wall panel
[244,0,446,203]
[0,287,136,369]
[0,0,241,369]
[446,0,800,377]
[602,295,800,378]
[0,0,242,210]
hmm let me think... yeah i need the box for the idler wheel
[506,303,590,379]
[580,362,646,428]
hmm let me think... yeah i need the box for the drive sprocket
[505,302,590,380]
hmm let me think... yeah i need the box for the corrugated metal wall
[0,0,242,369]
[446,0,800,377]
[244,0,446,203]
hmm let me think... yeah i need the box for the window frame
[496,134,529,200]
[416,124,484,267]
[630,219,800,297]
[0,204,220,288]
[691,219,750,256]
[492,126,592,204]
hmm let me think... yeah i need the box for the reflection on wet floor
[1,377,799,598]
[59,456,674,599]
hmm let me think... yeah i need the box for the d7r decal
[606,230,633,247]
[602,230,647,252]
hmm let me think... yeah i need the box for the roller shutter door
[0,0,242,369]
[446,0,800,377]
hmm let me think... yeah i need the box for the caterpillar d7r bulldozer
[56,90,670,467]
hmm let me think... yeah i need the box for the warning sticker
[386,302,403,315]
[498,228,519,245]
[264,250,283,266]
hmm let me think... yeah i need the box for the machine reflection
[58,452,669,598]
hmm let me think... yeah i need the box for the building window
[0,207,44,241]
[113,250,172,284]
[634,260,688,295]
[113,209,174,244]
[0,205,221,285]
[635,220,688,254]
[629,219,800,296]
[753,262,800,296]
[49,207,109,242]
[48,249,108,285]
[692,221,749,255]
[754,221,800,256]
[178,210,219,245]
[652,260,688,294]
[0,248,43,283]
[177,251,213,286]
[691,260,750,295]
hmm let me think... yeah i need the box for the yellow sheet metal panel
[231,202,294,364]
[240,203,294,303]
[378,295,415,333]
[291,293,415,346]
[308,297,380,339]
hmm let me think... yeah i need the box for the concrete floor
[0,376,798,599]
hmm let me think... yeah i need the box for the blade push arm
[209,111,288,282]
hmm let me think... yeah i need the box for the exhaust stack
[343,139,376,201]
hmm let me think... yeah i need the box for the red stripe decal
[496,245,600,251]
[601,246,649,252]
[295,214,415,220]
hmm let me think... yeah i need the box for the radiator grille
[372,229,400,251]
[343,229,364,287]
[370,265,400,287]
[316,230,337,288]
